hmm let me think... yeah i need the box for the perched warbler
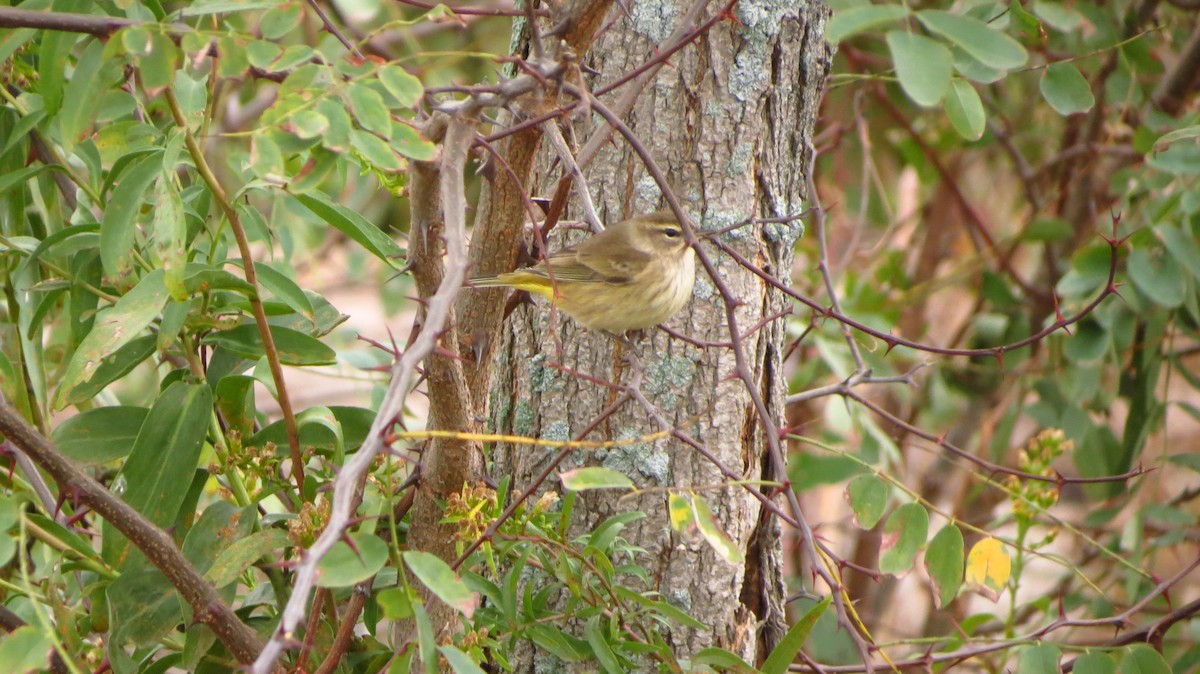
[470,210,696,332]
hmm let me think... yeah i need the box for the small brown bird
[470,211,696,332]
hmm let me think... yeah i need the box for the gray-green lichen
[736,0,802,36]
[635,175,662,207]
[645,354,697,409]
[528,353,561,393]
[727,140,754,177]
[762,216,805,246]
[541,420,570,443]
[489,389,511,433]
[631,1,677,43]
[703,208,753,241]
[667,587,693,612]
[513,399,536,438]
[729,38,771,102]
[602,428,670,484]
[692,276,716,301]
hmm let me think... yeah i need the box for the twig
[0,395,263,663]
[250,115,475,674]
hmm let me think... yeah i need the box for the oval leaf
[886,32,952,107]
[879,502,929,576]
[316,531,389,588]
[946,79,986,140]
[917,10,1028,69]
[403,550,477,617]
[925,524,964,608]
[846,474,888,529]
[560,467,635,491]
[826,4,910,43]
[1040,62,1095,115]
[964,537,1011,601]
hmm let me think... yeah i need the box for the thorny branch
[250,118,475,674]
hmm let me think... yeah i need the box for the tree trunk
[487,0,831,666]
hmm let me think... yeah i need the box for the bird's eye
[663,227,682,238]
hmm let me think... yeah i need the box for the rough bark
[487,0,831,666]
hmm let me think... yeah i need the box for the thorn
[718,3,744,27]
[883,337,899,356]
[340,531,366,565]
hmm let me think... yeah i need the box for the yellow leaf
[964,537,1011,601]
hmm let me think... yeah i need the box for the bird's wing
[526,251,606,283]
[573,234,651,283]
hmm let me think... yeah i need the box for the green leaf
[945,80,985,141]
[825,4,910,43]
[261,2,303,39]
[690,647,758,671]
[692,494,744,564]
[1034,2,1085,32]
[154,173,187,298]
[101,382,213,567]
[403,551,477,616]
[584,616,624,674]
[377,587,414,620]
[527,624,590,661]
[1074,652,1117,674]
[246,40,282,70]
[347,82,392,136]
[924,524,964,608]
[216,35,250,79]
[250,133,285,180]
[351,128,405,171]
[1118,644,1170,674]
[379,65,425,107]
[100,150,165,281]
[879,502,929,575]
[55,271,168,409]
[0,626,52,673]
[886,32,952,107]
[1040,62,1095,115]
[1152,124,1200,152]
[846,474,888,529]
[1018,644,1061,674]
[1157,223,1200,281]
[248,405,374,453]
[291,191,405,267]
[917,10,1027,70]
[251,261,316,323]
[761,595,832,674]
[51,406,149,465]
[439,646,487,674]
[952,45,1004,84]
[391,124,437,161]
[63,335,158,407]
[1063,320,1109,363]
[108,554,181,646]
[1127,247,1186,308]
[287,110,330,140]
[316,530,386,582]
[202,323,336,366]
[59,38,116,150]
[207,528,289,587]
[560,466,635,491]
[138,32,179,91]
